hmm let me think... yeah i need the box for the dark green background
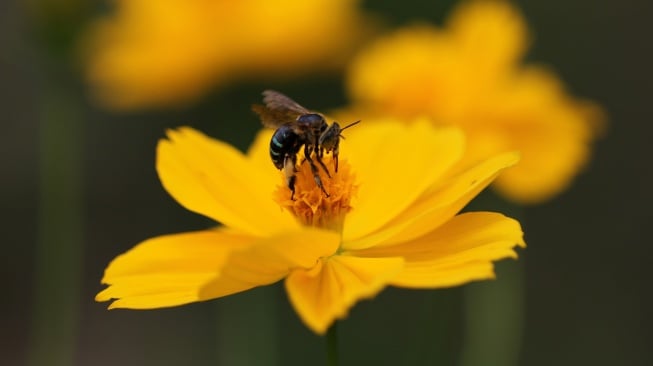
[2,0,651,365]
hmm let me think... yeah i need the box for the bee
[252,90,360,200]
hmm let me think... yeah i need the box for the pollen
[274,156,357,232]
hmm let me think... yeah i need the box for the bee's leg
[332,144,340,173]
[303,145,330,197]
[283,154,297,200]
[288,175,297,200]
[314,147,331,178]
[310,159,330,197]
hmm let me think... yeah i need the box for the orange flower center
[274,155,357,232]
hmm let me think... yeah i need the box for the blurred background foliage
[1,0,651,365]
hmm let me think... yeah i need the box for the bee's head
[319,123,341,151]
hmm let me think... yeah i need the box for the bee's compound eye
[297,113,324,127]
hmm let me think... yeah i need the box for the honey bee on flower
[252,90,360,199]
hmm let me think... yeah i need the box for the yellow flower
[344,0,604,204]
[82,0,371,109]
[96,118,525,334]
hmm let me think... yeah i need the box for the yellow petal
[227,0,371,75]
[448,0,528,82]
[344,1,602,206]
[343,152,519,250]
[346,26,460,119]
[246,128,294,190]
[83,1,231,109]
[355,212,524,288]
[99,274,219,309]
[342,119,465,241]
[157,127,299,236]
[246,128,274,167]
[200,227,340,299]
[488,67,604,203]
[83,0,371,110]
[245,128,286,200]
[97,229,257,308]
[285,255,404,334]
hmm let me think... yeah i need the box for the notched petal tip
[164,126,200,140]
[95,288,111,302]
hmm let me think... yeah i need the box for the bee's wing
[252,90,312,129]
[252,104,289,128]
[262,90,311,115]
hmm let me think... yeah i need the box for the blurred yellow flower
[344,0,604,204]
[82,0,370,109]
[96,119,525,334]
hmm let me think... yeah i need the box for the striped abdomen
[270,124,301,169]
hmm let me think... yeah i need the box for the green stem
[326,322,339,366]
[326,323,338,366]
[216,286,279,366]
[459,256,524,366]
[29,84,84,366]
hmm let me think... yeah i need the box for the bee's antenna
[341,120,361,131]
